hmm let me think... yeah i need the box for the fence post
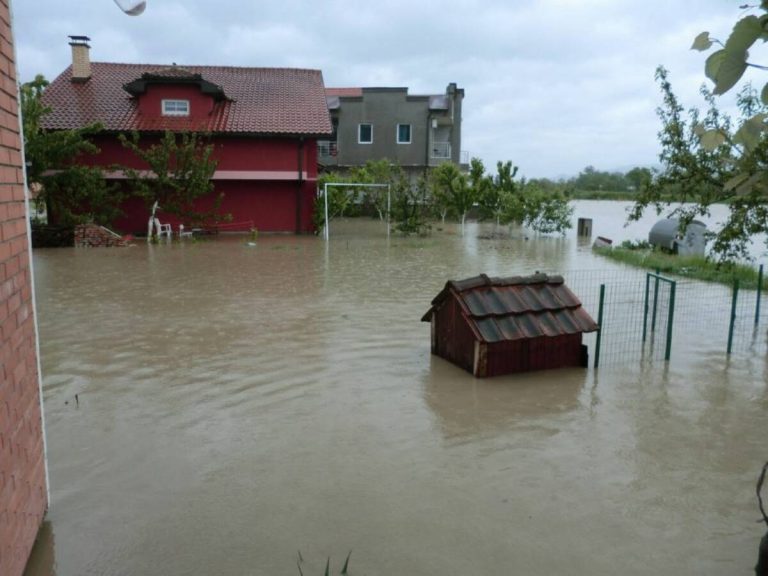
[756,264,764,327]
[728,279,740,355]
[643,273,650,342]
[594,284,606,368]
[651,267,661,334]
[665,280,676,361]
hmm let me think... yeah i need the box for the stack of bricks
[0,1,49,576]
[74,223,128,247]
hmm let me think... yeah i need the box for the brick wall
[0,1,49,575]
[74,223,129,247]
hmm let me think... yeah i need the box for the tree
[493,161,573,234]
[119,131,225,229]
[518,183,574,234]
[628,66,767,261]
[347,159,397,221]
[473,158,502,225]
[313,172,361,231]
[21,74,121,226]
[677,5,768,259]
[391,175,431,236]
[494,160,524,224]
[429,161,477,233]
[625,167,652,191]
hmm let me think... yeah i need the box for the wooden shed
[421,273,598,378]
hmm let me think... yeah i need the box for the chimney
[68,35,91,82]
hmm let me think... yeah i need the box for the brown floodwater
[25,204,768,575]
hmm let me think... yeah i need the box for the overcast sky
[11,0,753,179]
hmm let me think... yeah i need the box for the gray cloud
[12,0,747,178]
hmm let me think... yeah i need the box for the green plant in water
[297,550,351,576]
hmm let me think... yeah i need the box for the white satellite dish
[113,0,146,16]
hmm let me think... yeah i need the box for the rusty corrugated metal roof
[422,273,598,344]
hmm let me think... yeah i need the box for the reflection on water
[26,206,768,576]
[423,358,585,441]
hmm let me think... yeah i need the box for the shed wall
[485,334,584,377]
[432,297,477,374]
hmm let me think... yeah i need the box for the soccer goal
[320,182,391,240]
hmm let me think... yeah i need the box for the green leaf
[725,16,764,53]
[733,114,768,151]
[711,49,748,95]
[759,13,768,36]
[691,31,713,51]
[761,83,768,105]
[705,50,726,83]
[698,129,727,150]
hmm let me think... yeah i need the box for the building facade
[40,38,333,235]
[320,83,465,179]
[0,1,49,575]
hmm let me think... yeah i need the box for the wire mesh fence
[546,267,768,369]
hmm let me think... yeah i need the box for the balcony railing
[431,141,451,159]
[318,140,338,157]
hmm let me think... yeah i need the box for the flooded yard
[25,202,768,575]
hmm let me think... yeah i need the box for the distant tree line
[527,165,653,194]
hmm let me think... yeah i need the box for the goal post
[320,181,391,240]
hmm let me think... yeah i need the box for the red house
[40,37,332,234]
[422,273,598,377]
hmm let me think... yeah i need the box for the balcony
[318,140,338,165]
[431,141,451,160]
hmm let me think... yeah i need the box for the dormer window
[162,99,189,116]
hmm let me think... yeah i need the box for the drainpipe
[296,137,304,233]
[425,114,431,179]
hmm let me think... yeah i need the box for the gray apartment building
[320,83,466,179]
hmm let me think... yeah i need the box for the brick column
[0,1,49,576]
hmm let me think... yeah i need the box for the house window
[162,99,190,116]
[397,124,412,144]
[358,123,373,144]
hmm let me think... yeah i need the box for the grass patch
[593,245,767,290]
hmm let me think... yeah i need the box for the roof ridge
[90,62,324,73]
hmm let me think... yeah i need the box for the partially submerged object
[649,218,707,256]
[593,236,613,249]
[422,273,598,377]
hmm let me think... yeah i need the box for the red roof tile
[41,62,333,136]
[422,273,598,344]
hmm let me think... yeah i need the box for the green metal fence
[551,265,767,370]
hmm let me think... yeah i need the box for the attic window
[162,99,189,116]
